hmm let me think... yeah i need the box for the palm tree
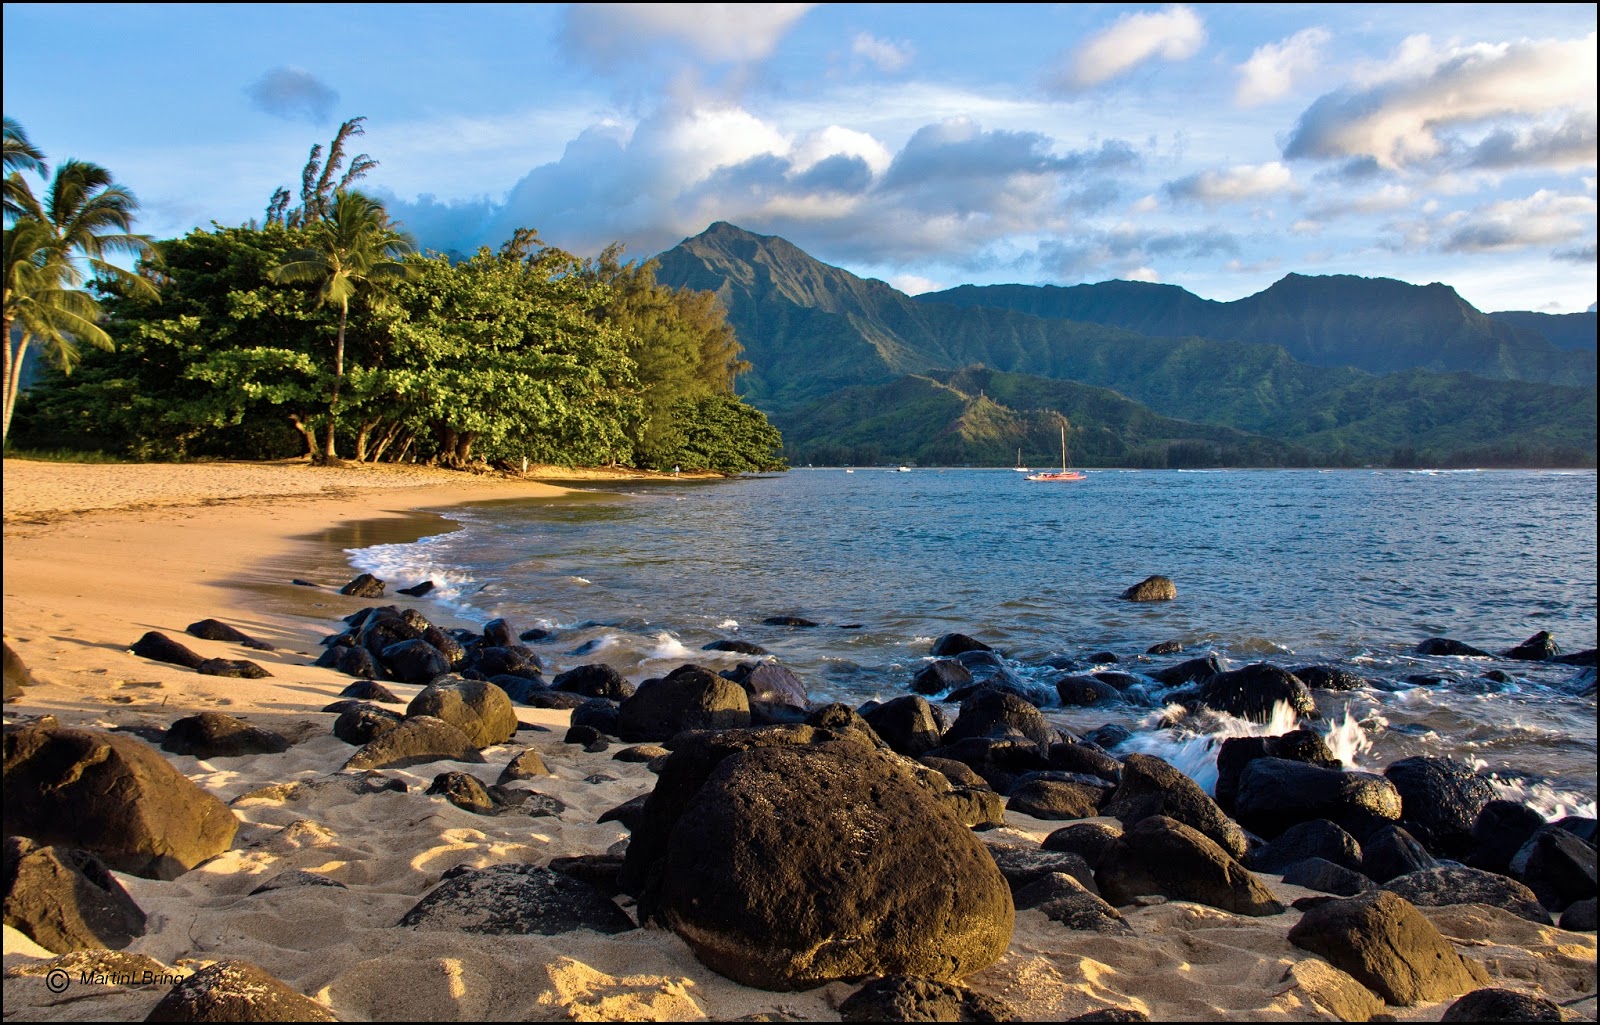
[4,116,48,221]
[269,190,415,461]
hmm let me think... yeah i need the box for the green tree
[665,393,786,474]
[264,116,378,228]
[269,190,414,461]
[3,116,48,220]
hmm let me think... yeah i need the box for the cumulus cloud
[1054,5,1206,91]
[1165,161,1295,204]
[1036,226,1240,279]
[561,3,814,69]
[246,66,339,123]
[1235,27,1330,106]
[1440,190,1597,253]
[1284,32,1599,172]
[852,32,913,73]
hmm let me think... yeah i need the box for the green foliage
[658,394,786,474]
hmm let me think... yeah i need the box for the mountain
[654,223,1596,466]
[1489,310,1598,352]
[918,275,1595,386]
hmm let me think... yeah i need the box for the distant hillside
[654,223,1596,467]
[920,275,1595,386]
[1489,310,1597,352]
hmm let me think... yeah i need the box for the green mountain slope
[1489,310,1598,353]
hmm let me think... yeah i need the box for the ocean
[347,468,1598,819]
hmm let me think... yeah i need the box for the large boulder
[342,715,485,771]
[862,695,946,758]
[1441,989,1564,1022]
[1192,664,1314,723]
[1287,891,1489,1006]
[925,736,1051,794]
[1382,756,1496,859]
[312,644,379,679]
[3,726,236,880]
[653,738,1014,990]
[1233,759,1401,841]
[1467,800,1546,875]
[3,837,146,953]
[615,664,751,742]
[380,638,451,685]
[1384,866,1550,924]
[129,631,206,669]
[144,959,335,1022]
[1120,576,1176,602]
[399,863,634,934]
[1007,779,1104,820]
[1415,637,1491,657]
[1510,824,1597,913]
[1149,652,1224,686]
[406,678,518,748]
[911,659,973,695]
[838,975,1021,1023]
[1501,631,1560,662]
[931,633,993,657]
[4,641,35,703]
[185,619,273,650]
[727,662,808,709]
[1215,729,1339,810]
[339,573,385,598]
[1100,753,1247,859]
[943,689,1052,748]
[160,712,290,759]
[1094,816,1283,915]
[1362,824,1439,884]
[1248,819,1363,874]
[551,663,634,701]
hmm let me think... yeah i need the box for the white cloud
[1165,161,1295,204]
[1128,266,1161,282]
[1285,31,1598,172]
[562,3,815,68]
[1056,5,1206,90]
[851,32,913,73]
[888,273,942,295]
[1235,27,1330,106]
[1441,189,1597,252]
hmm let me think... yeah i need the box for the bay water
[348,468,1597,818]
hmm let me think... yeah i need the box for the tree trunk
[288,413,318,459]
[433,423,458,466]
[354,418,380,462]
[368,420,404,463]
[3,333,30,448]
[455,432,475,465]
[323,302,347,460]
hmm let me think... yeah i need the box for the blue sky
[4,3,1595,312]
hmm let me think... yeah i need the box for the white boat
[1026,427,1086,483]
[1012,447,1029,472]
[896,466,912,472]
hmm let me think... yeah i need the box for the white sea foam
[644,632,695,662]
[347,539,480,613]
[1118,700,1306,795]
[716,619,740,630]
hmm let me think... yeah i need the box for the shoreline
[3,458,1595,1022]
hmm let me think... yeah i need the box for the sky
[4,3,1595,313]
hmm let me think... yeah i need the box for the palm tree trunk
[323,303,346,460]
[3,332,29,448]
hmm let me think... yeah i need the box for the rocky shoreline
[5,566,1596,1021]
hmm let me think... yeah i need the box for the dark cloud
[246,66,339,123]
[1553,242,1597,263]
[1462,114,1597,170]
[1036,227,1241,278]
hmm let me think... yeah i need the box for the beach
[3,458,1595,1022]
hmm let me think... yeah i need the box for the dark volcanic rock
[654,738,1014,990]
[400,863,634,935]
[1007,780,1103,820]
[313,643,379,679]
[129,631,206,669]
[616,664,751,742]
[931,633,993,657]
[1120,575,1176,602]
[763,616,820,628]
[1290,665,1368,691]
[247,870,347,896]
[552,663,635,701]
[941,786,1007,830]
[3,837,147,953]
[986,845,1098,900]
[1415,637,1491,657]
[481,618,516,647]
[1383,756,1496,859]
[1510,824,1597,913]
[1441,988,1564,1022]
[342,715,485,770]
[1468,800,1547,874]
[397,580,435,597]
[731,662,808,708]
[1147,640,1184,655]
[862,695,945,757]
[1362,824,1440,884]
[944,689,1053,748]
[1149,653,1223,686]
[838,975,1020,1023]
[1101,754,1247,860]
[911,659,974,695]
[598,793,652,831]
[1280,857,1375,896]
[185,619,273,650]
[1215,730,1339,811]
[339,573,386,598]
[1192,664,1314,723]
[338,678,401,703]
[3,726,237,880]
[1042,822,1125,871]
[332,705,403,746]
[470,645,543,678]
[379,638,451,685]
[498,748,550,782]
[703,638,769,655]
[1249,819,1363,874]
[926,736,1050,794]
[1502,631,1560,661]
[1384,866,1550,924]
[426,771,500,815]
[1055,674,1122,707]
[195,658,272,679]
[1233,759,1402,842]
[144,958,336,1022]
[1287,890,1489,1006]
[406,678,518,748]
[1094,816,1283,915]
[1560,897,1596,931]
[161,712,290,758]
[1047,742,1122,785]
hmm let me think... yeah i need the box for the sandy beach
[3,458,1594,1022]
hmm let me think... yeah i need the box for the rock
[1120,576,1176,602]
[944,689,1053,748]
[335,679,398,703]
[1559,897,1596,931]
[498,749,550,782]
[3,837,146,953]
[247,870,347,895]
[1556,815,1597,844]
[551,663,634,700]
[1042,822,1125,871]
[1290,665,1368,691]
[4,642,36,701]
[1047,742,1122,785]
[926,736,1050,794]
[1192,664,1314,723]
[703,638,769,655]
[1441,988,1563,1022]
[144,958,335,1021]
[598,793,652,831]
[1384,866,1550,924]
[1467,800,1547,874]
[653,738,1014,990]
[941,786,1008,830]
[1101,753,1247,860]
[129,631,206,669]
[862,695,945,757]
[378,638,450,685]
[564,725,608,752]
[470,645,543,678]
[912,659,974,695]
[185,619,274,651]
[1081,724,1133,751]
[1281,858,1375,896]
[763,616,820,628]
[312,644,379,679]
[195,657,272,679]
[931,633,993,657]
[1055,674,1122,707]
[1502,631,1560,661]
[1029,875,1133,934]
[1095,816,1284,915]
[615,664,751,742]
[1510,824,1597,913]
[1234,759,1402,842]
[1288,890,1488,1006]
[837,975,1020,1023]
[1415,637,1491,657]
[161,712,290,758]
[921,756,989,789]
[986,844,1098,896]
[1249,819,1363,874]
[406,678,518,748]
[3,726,237,880]
[1215,730,1339,811]
[1382,756,1496,859]
[426,771,500,815]
[495,788,566,818]
[397,580,435,597]
[731,662,808,708]
[400,862,633,934]
[521,689,591,710]
[1066,1010,1150,1022]
[1146,640,1184,655]
[1007,780,1104,820]
[338,573,385,598]
[549,854,627,896]
[342,715,485,771]
[1149,652,1223,686]
[1088,652,1119,664]
[1362,824,1439,884]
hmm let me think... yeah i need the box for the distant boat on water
[1026,427,1085,482]
[1013,448,1029,472]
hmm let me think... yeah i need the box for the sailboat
[1026,426,1086,482]
[1012,447,1029,472]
